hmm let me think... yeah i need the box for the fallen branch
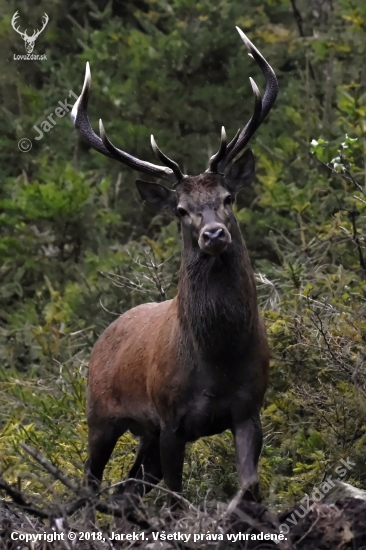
[0,476,48,520]
[20,443,79,493]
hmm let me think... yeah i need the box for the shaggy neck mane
[177,221,258,359]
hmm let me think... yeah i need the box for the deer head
[71,28,278,256]
[12,11,49,54]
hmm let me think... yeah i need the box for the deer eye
[177,207,188,217]
[224,195,233,206]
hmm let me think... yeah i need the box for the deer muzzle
[199,223,231,255]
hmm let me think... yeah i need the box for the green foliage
[1,0,366,515]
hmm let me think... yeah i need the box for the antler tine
[215,27,278,173]
[34,13,49,38]
[41,14,49,29]
[71,63,113,158]
[208,126,227,173]
[71,63,180,184]
[226,128,241,151]
[151,135,185,182]
[218,76,262,171]
[236,27,278,126]
[11,11,26,37]
[98,118,154,174]
[98,120,182,181]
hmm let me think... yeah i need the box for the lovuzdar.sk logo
[11,10,48,61]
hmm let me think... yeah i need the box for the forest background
[1,0,366,514]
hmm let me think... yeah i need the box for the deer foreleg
[160,427,186,511]
[231,413,263,502]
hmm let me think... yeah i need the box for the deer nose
[202,227,225,243]
[199,223,231,255]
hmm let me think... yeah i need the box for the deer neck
[177,225,258,360]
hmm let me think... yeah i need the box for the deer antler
[32,13,49,41]
[11,12,49,42]
[11,11,27,39]
[71,62,185,184]
[209,27,278,174]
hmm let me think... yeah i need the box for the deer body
[89,233,268,439]
[89,296,268,437]
[71,27,278,510]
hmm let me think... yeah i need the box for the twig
[294,514,320,547]
[319,159,366,198]
[349,209,366,275]
[289,0,317,83]
[102,477,196,510]
[0,477,48,520]
[16,444,153,529]
[20,443,79,493]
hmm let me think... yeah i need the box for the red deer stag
[71,27,278,511]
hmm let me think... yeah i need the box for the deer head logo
[11,11,49,54]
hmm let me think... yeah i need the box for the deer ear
[135,180,176,212]
[225,149,255,194]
